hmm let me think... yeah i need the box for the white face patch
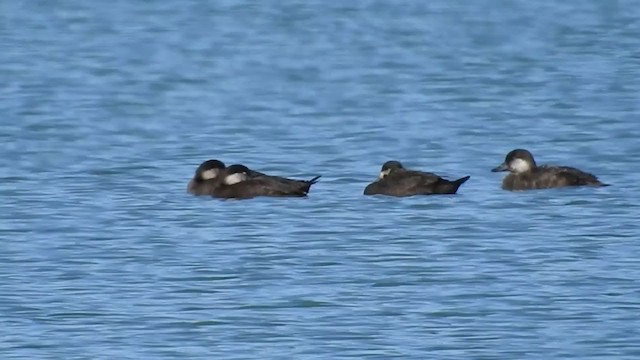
[509,158,531,173]
[201,169,219,180]
[224,172,247,185]
[378,169,391,179]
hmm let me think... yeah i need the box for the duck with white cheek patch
[492,149,609,191]
[187,159,226,195]
[364,160,470,197]
[212,164,321,200]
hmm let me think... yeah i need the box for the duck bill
[491,162,509,172]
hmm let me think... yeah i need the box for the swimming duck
[364,160,470,197]
[491,149,608,191]
[187,159,226,195]
[213,164,321,199]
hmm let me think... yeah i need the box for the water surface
[1,1,640,359]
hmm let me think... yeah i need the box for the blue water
[2,1,640,359]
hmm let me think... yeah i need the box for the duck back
[213,176,320,199]
[502,166,607,191]
[364,170,469,197]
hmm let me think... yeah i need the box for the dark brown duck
[187,159,226,195]
[213,164,321,199]
[364,160,470,197]
[492,149,608,191]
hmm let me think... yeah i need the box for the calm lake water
[2,1,640,359]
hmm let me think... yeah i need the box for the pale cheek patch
[201,169,219,180]
[510,158,531,173]
[378,169,391,179]
[224,173,246,185]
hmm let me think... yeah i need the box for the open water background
[1,1,639,359]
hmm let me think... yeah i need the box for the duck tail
[297,175,321,195]
[452,175,471,192]
[436,175,470,194]
[455,175,471,185]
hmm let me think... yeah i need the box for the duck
[364,160,470,197]
[187,159,226,195]
[213,164,321,199]
[491,148,608,191]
